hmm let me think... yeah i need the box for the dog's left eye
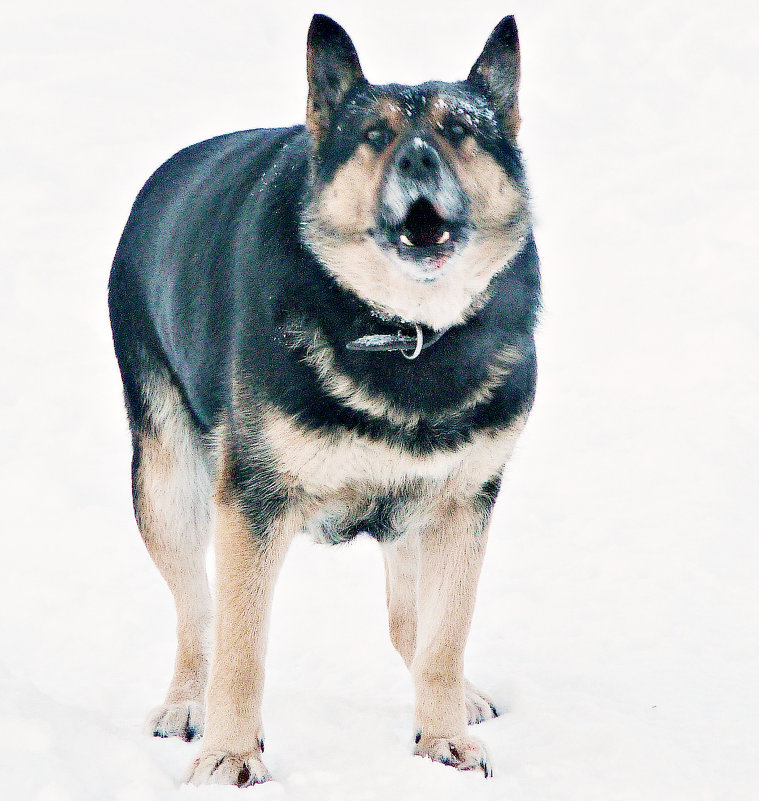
[364,125,393,150]
[444,121,469,145]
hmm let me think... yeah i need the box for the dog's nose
[394,137,442,181]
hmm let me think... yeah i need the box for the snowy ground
[1,1,758,799]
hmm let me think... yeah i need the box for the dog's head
[302,15,531,330]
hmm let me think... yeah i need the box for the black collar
[346,321,449,360]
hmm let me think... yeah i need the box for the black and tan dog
[109,13,539,786]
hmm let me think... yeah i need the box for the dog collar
[346,323,447,360]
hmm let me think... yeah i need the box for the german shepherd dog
[109,14,539,786]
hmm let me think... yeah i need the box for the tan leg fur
[410,497,494,775]
[186,474,311,787]
[383,529,499,731]
[133,389,212,741]
[383,533,419,668]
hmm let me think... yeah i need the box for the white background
[1,1,757,799]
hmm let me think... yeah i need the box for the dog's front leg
[412,491,495,777]
[186,471,304,787]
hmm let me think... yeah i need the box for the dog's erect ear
[306,15,365,143]
[467,16,521,137]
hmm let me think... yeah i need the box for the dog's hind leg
[383,533,418,669]
[131,373,212,741]
[383,529,498,728]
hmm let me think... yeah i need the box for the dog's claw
[415,734,492,776]
[465,681,499,725]
[145,701,204,741]
[186,749,271,787]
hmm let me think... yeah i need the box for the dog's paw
[414,733,492,777]
[185,748,271,787]
[145,701,204,741]
[465,681,498,725]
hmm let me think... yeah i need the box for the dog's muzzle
[374,136,468,268]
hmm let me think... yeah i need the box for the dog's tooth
[400,234,413,246]
[437,230,450,244]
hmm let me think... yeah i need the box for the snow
[1,0,758,799]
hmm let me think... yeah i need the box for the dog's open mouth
[399,199,451,248]
[387,199,459,265]
[377,198,464,280]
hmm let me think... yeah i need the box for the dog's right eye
[443,120,469,146]
[364,125,393,150]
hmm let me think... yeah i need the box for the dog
[108,13,539,786]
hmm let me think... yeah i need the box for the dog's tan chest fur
[259,402,526,498]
